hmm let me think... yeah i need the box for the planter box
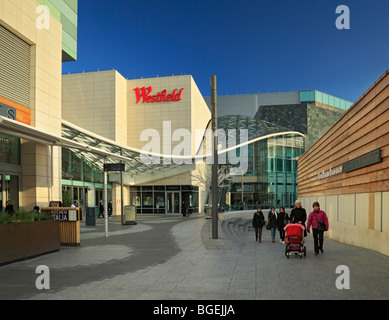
[41,207,81,246]
[0,220,60,266]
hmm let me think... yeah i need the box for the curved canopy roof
[214,114,297,143]
[0,115,304,178]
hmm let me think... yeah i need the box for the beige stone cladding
[1,0,63,209]
[128,75,191,152]
[127,75,211,186]
[62,70,128,145]
[62,72,211,213]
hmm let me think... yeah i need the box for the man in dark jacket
[5,201,15,215]
[268,207,278,242]
[252,207,265,243]
[290,200,307,236]
[108,200,113,219]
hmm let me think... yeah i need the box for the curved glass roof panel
[214,115,295,141]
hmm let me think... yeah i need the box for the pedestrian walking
[181,201,187,217]
[108,200,113,219]
[277,207,289,243]
[290,200,307,237]
[98,201,105,218]
[268,207,278,243]
[252,207,265,242]
[307,201,329,255]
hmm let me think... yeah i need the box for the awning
[0,115,305,178]
[61,119,184,176]
[0,116,185,177]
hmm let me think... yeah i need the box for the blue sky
[63,0,389,102]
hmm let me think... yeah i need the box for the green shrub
[0,212,12,225]
[0,210,53,224]
[17,210,35,223]
[62,189,72,207]
[35,212,53,221]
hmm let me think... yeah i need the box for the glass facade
[0,133,21,212]
[0,133,20,165]
[62,147,111,208]
[228,134,304,209]
[300,90,353,111]
[213,115,305,210]
[130,185,199,214]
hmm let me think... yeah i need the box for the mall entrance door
[0,173,19,212]
[167,192,180,214]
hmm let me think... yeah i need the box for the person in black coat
[268,207,278,243]
[290,200,307,236]
[4,201,15,215]
[252,207,265,243]
[108,200,113,219]
[277,207,289,243]
[181,201,187,217]
[98,201,105,218]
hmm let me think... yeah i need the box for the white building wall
[301,192,389,256]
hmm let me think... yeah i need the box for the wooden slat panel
[299,90,389,171]
[298,70,389,198]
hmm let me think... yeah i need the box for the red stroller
[284,223,306,259]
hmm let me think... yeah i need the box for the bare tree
[189,164,237,192]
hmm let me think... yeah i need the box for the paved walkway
[1,214,389,300]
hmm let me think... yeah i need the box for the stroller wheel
[300,253,302,259]
[304,247,306,257]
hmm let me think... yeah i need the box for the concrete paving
[1,214,389,300]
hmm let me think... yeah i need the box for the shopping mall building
[1,0,388,259]
[204,91,353,208]
[0,0,357,218]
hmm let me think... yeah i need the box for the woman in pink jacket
[307,202,329,255]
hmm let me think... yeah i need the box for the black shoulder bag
[314,212,326,231]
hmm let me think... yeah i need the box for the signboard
[317,166,343,180]
[104,163,125,172]
[0,96,31,125]
[0,102,16,120]
[51,209,78,222]
[123,205,137,225]
[343,149,382,173]
[133,86,184,104]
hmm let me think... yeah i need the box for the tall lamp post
[211,75,218,239]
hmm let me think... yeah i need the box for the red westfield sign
[134,86,184,104]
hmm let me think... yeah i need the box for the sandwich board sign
[124,205,137,225]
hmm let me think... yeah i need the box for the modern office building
[298,69,389,256]
[0,0,77,212]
